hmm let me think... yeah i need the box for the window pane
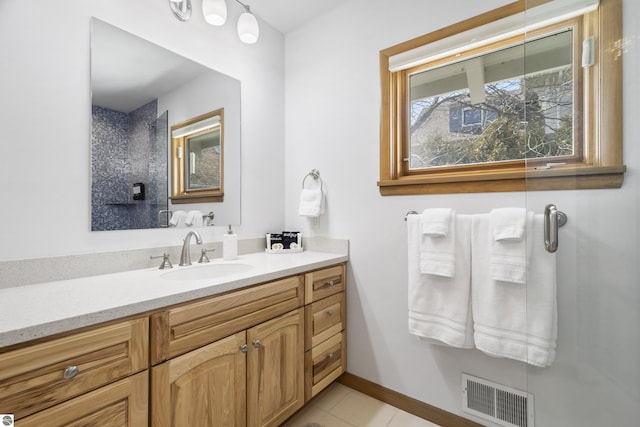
[408,29,573,170]
[185,128,221,190]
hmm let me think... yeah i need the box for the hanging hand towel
[169,210,187,227]
[420,208,455,277]
[185,210,203,227]
[471,213,558,368]
[422,208,453,236]
[491,208,527,241]
[298,188,324,217]
[407,213,474,349]
[489,208,534,284]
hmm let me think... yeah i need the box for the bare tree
[409,68,573,169]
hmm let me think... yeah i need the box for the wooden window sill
[378,165,626,195]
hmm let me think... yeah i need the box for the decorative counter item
[266,232,302,253]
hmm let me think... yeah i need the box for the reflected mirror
[90,18,241,231]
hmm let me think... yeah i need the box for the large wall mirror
[90,18,241,231]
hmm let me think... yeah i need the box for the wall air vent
[462,373,534,427]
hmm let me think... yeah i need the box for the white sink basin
[161,263,254,281]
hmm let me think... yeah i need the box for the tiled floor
[283,383,441,427]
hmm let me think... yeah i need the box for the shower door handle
[544,204,559,253]
[544,204,567,253]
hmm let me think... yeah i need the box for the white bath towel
[472,214,557,367]
[490,209,534,284]
[408,213,474,348]
[169,210,188,227]
[298,188,325,217]
[185,210,203,227]
[420,209,456,277]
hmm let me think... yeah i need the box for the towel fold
[419,209,456,277]
[422,208,453,236]
[491,208,527,241]
[298,188,325,217]
[472,213,557,367]
[185,210,203,227]
[169,210,187,227]
[408,213,474,348]
[490,209,534,284]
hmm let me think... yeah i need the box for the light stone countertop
[0,250,348,348]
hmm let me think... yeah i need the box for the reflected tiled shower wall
[91,100,168,231]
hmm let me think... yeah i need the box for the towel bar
[404,206,568,253]
[302,169,322,188]
[157,210,215,227]
[404,210,418,221]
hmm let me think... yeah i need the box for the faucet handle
[198,248,216,263]
[150,253,173,269]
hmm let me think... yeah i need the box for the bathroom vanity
[0,251,347,427]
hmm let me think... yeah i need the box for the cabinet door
[17,370,148,427]
[152,332,247,427]
[247,309,304,427]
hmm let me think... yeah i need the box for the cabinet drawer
[304,292,345,351]
[304,264,346,304]
[305,332,345,400]
[151,275,304,364]
[0,318,148,420]
[18,370,148,427]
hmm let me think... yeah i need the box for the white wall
[0,0,285,260]
[2,0,639,424]
[284,0,640,425]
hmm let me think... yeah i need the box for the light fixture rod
[169,0,192,21]
[234,0,251,12]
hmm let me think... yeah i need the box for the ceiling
[248,0,349,33]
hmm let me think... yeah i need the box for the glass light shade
[202,0,227,26]
[237,12,259,44]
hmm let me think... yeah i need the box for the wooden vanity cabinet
[0,261,346,427]
[150,276,305,427]
[0,317,149,426]
[304,264,347,401]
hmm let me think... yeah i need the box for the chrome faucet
[179,231,203,266]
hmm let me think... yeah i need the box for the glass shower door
[523,0,640,425]
[150,110,169,228]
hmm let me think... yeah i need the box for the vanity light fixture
[169,0,192,22]
[202,0,227,26]
[235,0,259,44]
[169,0,259,44]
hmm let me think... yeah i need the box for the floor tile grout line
[295,384,442,427]
[329,387,400,427]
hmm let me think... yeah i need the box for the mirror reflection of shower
[91,100,169,231]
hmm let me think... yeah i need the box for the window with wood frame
[378,0,624,195]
